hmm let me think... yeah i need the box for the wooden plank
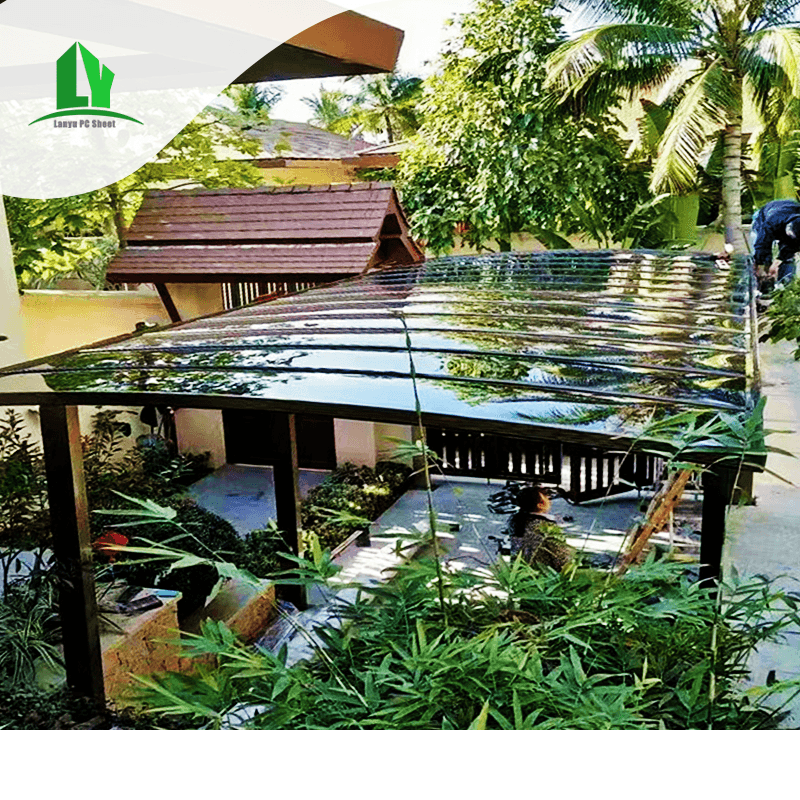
[131,202,393,219]
[39,405,105,707]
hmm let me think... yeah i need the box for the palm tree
[347,73,423,143]
[301,85,353,135]
[545,1,800,252]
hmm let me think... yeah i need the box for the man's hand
[768,257,782,278]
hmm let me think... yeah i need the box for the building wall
[260,159,361,187]
[19,288,170,360]
[166,282,224,320]
[175,408,227,468]
[0,195,24,370]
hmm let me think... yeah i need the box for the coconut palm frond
[651,60,735,192]
[545,24,692,99]
[744,26,800,101]
[561,0,697,27]
[747,0,800,31]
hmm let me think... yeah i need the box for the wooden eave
[233,11,404,83]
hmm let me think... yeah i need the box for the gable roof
[106,183,423,283]
[247,120,370,161]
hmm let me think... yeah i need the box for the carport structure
[0,249,763,705]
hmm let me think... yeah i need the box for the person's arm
[768,257,783,278]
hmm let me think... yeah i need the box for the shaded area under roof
[2,250,761,462]
[107,183,423,283]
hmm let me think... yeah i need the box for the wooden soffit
[233,11,404,83]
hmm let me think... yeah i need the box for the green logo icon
[30,43,143,126]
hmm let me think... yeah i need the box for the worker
[750,199,800,288]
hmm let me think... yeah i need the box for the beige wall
[333,419,414,468]
[0,195,24,369]
[175,408,227,468]
[334,418,376,467]
[261,160,362,187]
[19,288,170,360]
[166,283,224,320]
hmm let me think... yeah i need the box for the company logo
[30,42,143,126]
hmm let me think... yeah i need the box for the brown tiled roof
[107,243,376,282]
[125,183,399,243]
[247,120,370,160]
[107,183,423,283]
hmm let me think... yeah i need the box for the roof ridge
[146,182,395,197]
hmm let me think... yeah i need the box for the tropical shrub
[300,461,412,550]
[82,409,211,516]
[133,556,800,729]
[0,576,62,691]
[0,410,49,552]
[763,279,800,360]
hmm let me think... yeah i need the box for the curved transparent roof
[0,250,759,454]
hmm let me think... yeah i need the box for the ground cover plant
[131,551,800,729]
[300,461,411,550]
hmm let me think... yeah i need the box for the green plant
[82,409,211,515]
[132,554,800,729]
[0,578,63,691]
[0,410,49,553]
[300,461,411,550]
[397,0,647,253]
[93,492,257,619]
[545,0,800,253]
[763,278,800,359]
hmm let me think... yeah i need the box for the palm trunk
[721,115,747,254]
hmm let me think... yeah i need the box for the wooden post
[155,283,181,323]
[271,412,305,609]
[700,466,736,589]
[39,405,105,707]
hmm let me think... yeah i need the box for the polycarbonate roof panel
[0,250,758,452]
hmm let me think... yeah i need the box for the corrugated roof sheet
[1,250,760,459]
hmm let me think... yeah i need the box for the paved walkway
[188,464,329,535]
[269,477,661,665]
[724,339,800,728]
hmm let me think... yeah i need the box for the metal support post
[271,411,305,609]
[39,404,105,707]
[700,466,736,590]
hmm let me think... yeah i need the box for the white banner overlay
[0,0,375,198]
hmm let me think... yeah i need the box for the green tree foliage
[345,73,423,143]
[545,0,800,252]
[397,0,646,254]
[2,195,107,283]
[302,84,357,134]
[302,73,424,143]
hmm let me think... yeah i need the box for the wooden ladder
[616,469,693,575]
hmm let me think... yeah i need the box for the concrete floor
[188,463,329,536]
[724,339,800,727]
